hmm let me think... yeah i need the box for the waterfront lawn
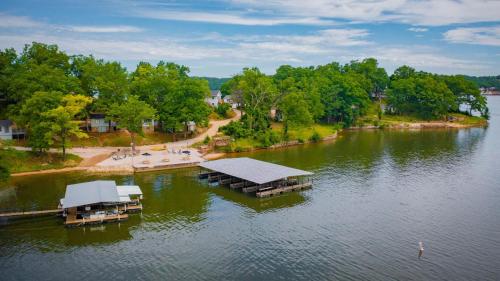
[218,123,337,152]
[359,102,487,127]
[0,148,82,173]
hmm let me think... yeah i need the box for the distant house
[90,113,116,133]
[0,120,25,140]
[186,121,196,132]
[142,119,159,133]
[206,90,222,107]
[480,87,500,95]
[223,94,239,109]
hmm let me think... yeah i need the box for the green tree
[441,75,488,117]
[17,91,63,153]
[0,151,10,181]
[6,43,81,115]
[387,75,456,119]
[71,55,129,112]
[230,67,277,131]
[344,58,389,99]
[129,62,210,135]
[107,96,156,151]
[279,92,313,137]
[43,94,92,159]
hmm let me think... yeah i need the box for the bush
[297,138,305,144]
[257,130,281,147]
[309,131,321,142]
[216,103,231,118]
[220,121,251,139]
[203,136,211,144]
[0,153,9,181]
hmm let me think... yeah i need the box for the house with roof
[0,120,25,140]
[205,90,222,107]
[223,94,239,109]
[90,113,116,133]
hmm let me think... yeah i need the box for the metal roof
[199,157,313,184]
[62,180,121,208]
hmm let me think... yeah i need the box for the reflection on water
[1,97,500,280]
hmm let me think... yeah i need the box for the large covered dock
[199,157,313,197]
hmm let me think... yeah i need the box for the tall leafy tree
[441,75,488,117]
[43,94,92,159]
[17,91,64,153]
[71,55,129,112]
[6,43,81,115]
[130,62,210,134]
[107,96,156,151]
[230,67,277,131]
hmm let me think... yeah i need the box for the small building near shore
[90,113,116,133]
[199,157,314,198]
[0,119,25,140]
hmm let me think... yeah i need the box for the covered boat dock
[199,157,313,197]
[60,180,143,226]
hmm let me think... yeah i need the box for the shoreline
[8,121,486,177]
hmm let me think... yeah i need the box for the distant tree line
[463,75,500,89]
[220,59,489,143]
[195,77,230,91]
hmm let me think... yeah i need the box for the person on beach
[418,242,424,259]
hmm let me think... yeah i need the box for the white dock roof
[62,180,121,208]
[199,157,313,184]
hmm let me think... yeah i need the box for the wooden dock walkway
[256,182,312,198]
[0,209,62,218]
[65,213,128,226]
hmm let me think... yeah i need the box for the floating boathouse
[59,180,143,226]
[199,157,313,197]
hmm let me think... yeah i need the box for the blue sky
[0,0,499,77]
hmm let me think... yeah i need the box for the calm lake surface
[1,97,500,281]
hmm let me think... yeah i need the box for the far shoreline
[7,120,488,177]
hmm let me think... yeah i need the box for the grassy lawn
[215,123,338,152]
[358,102,487,127]
[0,148,82,173]
[271,123,337,141]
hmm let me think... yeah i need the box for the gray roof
[199,157,313,184]
[210,90,221,97]
[62,180,121,208]
[0,120,13,127]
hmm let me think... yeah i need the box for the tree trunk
[62,135,66,160]
[130,132,136,153]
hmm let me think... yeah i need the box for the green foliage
[196,77,230,90]
[309,131,321,142]
[387,73,456,119]
[130,61,210,133]
[203,136,211,144]
[463,75,500,88]
[0,151,10,181]
[256,130,281,148]
[220,121,251,139]
[216,103,231,118]
[107,96,156,149]
[42,94,92,158]
[71,55,128,112]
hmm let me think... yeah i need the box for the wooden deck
[256,182,312,198]
[65,213,129,226]
[0,209,62,218]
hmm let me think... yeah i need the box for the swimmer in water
[418,241,424,259]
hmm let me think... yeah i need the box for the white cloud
[444,26,500,47]
[65,25,143,33]
[229,0,500,26]
[134,9,335,26]
[0,13,44,28]
[408,27,428,33]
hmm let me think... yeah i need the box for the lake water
[1,97,500,280]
